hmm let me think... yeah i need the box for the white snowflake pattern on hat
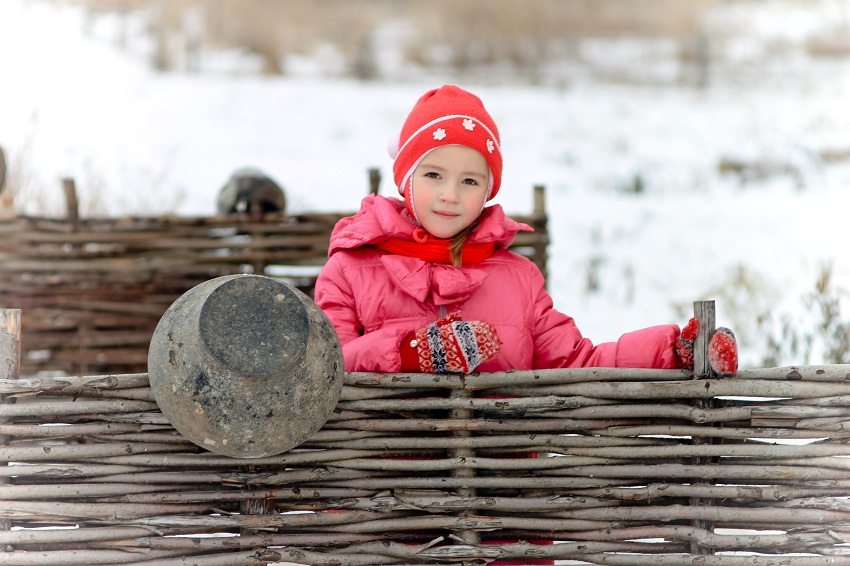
[433,128,446,140]
[462,118,475,131]
[486,139,495,153]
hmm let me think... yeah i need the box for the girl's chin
[421,216,471,238]
[422,225,462,239]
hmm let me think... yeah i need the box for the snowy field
[2,0,850,368]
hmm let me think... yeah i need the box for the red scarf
[375,231,496,265]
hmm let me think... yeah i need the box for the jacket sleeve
[528,266,680,369]
[314,255,409,373]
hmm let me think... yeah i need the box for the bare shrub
[806,26,850,59]
[673,263,850,367]
[673,264,779,357]
[403,0,713,80]
[0,128,51,217]
[718,156,805,189]
[761,263,850,366]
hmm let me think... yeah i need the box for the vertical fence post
[60,181,85,373]
[1,309,22,541]
[0,145,7,195]
[0,145,9,216]
[239,467,276,538]
[693,301,715,380]
[62,178,80,228]
[531,185,548,285]
[368,167,381,196]
[449,387,479,547]
[690,300,716,555]
[0,309,21,381]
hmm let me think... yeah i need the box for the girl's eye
[423,171,440,179]
[462,178,479,185]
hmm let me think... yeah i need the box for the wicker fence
[0,178,548,378]
[4,177,850,564]
[2,306,850,565]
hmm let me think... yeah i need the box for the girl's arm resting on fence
[340,326,411,372]
[529,267,680,370]
[612,324,681,369]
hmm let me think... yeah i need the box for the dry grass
[46,0,719,75]
[40,0,850,77]
[0,136,43,218]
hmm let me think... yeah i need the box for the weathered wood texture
[0,309,22,534]
[0,185,549,377]
[1,364,850,564]
[0,145,7,195]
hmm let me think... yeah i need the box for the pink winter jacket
[314,194,680,373]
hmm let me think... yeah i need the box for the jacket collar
[327,194,531,305]
[328,194,531,258]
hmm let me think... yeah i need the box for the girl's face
[411,145,490,239]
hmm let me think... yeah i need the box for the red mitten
[674,317,699,370]
[709,327,738,377]
[675,318,738,376]
[400,312,501,374]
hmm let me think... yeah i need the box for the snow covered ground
[2,0,850,368]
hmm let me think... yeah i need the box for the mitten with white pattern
[400,312,501,374]
[674,317,700,370]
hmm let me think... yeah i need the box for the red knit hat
[389,85,502,219]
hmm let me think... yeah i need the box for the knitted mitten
[708,327,738,376]
[674,317,700,370]
[675,317,738,376]
[400,312,501,374]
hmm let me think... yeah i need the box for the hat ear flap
[403,176,418,223]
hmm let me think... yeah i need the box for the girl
[314,84,738,376]
[314,85,737,565]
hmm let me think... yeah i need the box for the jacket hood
[328,194,532,257]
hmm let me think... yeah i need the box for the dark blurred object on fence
[216,167,286,218]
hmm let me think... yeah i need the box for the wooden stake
[61,177,79,228]
[0,308,21,540]
[690,299,716,555]
[0,310,21,382]
[532,184,549,284]
[368,167,381,195]
[693,300,716,380]
[0,145,7,195]
[449,387,480,546]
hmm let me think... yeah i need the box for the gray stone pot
[148,274,343,458]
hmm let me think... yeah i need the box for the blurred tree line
[60,0,723,82]
[51,0,848,85]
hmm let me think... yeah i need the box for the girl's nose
[440,182,460,202]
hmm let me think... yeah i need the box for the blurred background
[39,0,850,83]
[2,0,850,368]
